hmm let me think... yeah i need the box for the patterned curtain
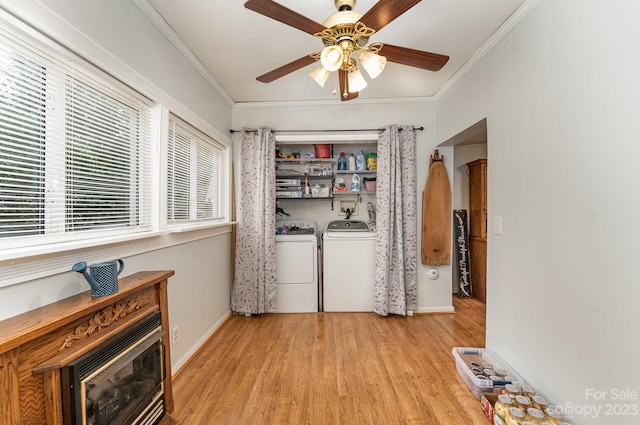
[231,128,277,314]
[374,125,418,316]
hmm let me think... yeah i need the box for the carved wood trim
[57,298,141,351]
[33,304,159,374]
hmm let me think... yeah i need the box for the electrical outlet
[172,326,179,345]
[338,199,358,216]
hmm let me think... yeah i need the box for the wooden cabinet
[469,236,487,303]
[467,159,487,238]
[467,159,487,302]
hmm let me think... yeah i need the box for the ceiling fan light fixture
[320,45,343,72]
[347,67,367,93]
[245,0,449,102]
[359,50,387,79]
[309,64,331,88]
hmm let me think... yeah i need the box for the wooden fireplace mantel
[0,270,179,425]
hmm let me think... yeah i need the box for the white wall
[233,100,455,312]
[0,0,233,372]
[437,1,640,423]
[41,0,232,131]
[119,233,232,370]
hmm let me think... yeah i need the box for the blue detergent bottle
[337,152,347,170]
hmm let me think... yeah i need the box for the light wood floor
[171,297,487,425]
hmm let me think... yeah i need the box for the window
[167,115,224,225]
[0,30,152,246]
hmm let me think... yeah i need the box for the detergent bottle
[337,152,347,170]
[348,153,356,171]
[356,150,366,171]
[351,173,360,191]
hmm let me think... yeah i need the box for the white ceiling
[144,0,527,104]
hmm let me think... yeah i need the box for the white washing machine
[275,220,318,313]
[323,220,376,312]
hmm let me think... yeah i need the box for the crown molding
[233,95,436,109]
[131,0,235,107]
[434,0,543,100]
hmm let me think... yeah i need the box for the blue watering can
[72,259,124,297]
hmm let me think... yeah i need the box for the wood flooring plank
[172,298,487,425]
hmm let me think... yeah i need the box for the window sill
[0,222,233,288]
[0,231,165,263]
[168,221,234,233]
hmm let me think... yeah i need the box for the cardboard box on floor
[480,393,507,425]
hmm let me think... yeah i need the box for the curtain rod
[229,127,424,134]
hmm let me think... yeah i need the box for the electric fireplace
[63,312,166,425]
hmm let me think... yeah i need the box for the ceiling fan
[244,0,449,101]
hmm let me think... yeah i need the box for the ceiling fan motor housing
[334,0,356,11]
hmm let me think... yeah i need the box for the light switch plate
[494,216,503,235]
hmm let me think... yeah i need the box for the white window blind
[167,115,224,224]
[0,28,153,246]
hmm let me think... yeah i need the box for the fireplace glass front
[64,312,166,425]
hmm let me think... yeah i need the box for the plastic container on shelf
[366,152,377,170]
[348,153,356,171]
[314,144,331,158]
[311,185,329,197]
[356,150,366,170]
[350,173,360,191]
[363,177,376,191]
[337,152,347,170]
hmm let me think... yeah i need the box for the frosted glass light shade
[347,68,367,93]
[359,50,387,79]
[310,65,331,88]
[320,46,343,72]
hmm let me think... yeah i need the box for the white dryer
[322,220,376,312]
[275,220,318,313]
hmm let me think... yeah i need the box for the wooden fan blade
[378,44,449,72]
[244,0,325,36]
[338,69,358,101]
[359,0,421,32]
[257,55,317,83]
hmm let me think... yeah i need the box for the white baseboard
[415,306,456,314]
[171,309,232,374]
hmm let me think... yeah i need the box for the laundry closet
[273,135,378,313]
